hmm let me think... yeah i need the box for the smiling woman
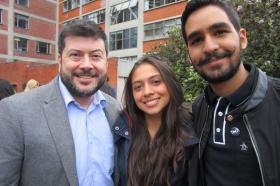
[114,54,198,186]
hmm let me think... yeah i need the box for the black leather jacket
[189,66,280,186]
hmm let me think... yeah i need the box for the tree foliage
[150,0,280,102]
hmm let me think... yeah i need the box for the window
[14,37,28,52]
[15,13,29,29]
[144,0,180,10]
[83,0,93,4]
[109,27,137,51]
[15,0,29,7]
[62,18,79,27]
[119,56,137,63]
[110,0,138,25]
[36,41,51,54]
[144,18,181,40]
[63,0,80,12]
[0,9,3,24]
[83,9,105,24]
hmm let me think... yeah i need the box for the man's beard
[60,70,107,98]
[194,49,242,84]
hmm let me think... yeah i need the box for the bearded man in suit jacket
[0,20,122,186]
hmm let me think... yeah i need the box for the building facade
[59,0,187,99]
[0,0,58,64]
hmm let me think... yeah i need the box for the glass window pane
[109,33,116,51]
[123,9,130,22]
[130,27,137,48]
[116,32,123,50]
[123,38,129,49]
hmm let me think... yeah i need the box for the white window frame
[14,37,28,52]
[63,0,80,13]
[62,18,79,27]
[144,0,180,10]
[15,13,29,29]
[36,41,51,54]
[83,9,105,24]
[109,27,137,51]
[83,0,93,4]
[144,18,181,40]
[110,0,138,25]
[119,56,137,63]
[15,0,29,7]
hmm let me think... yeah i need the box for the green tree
[151,0,280,102]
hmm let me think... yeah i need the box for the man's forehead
[185,5,232,33]
[64,36,106,50]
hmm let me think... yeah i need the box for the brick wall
[0,57,118,92]
[0,34,8,54]
[107,57,118,88]
[15,0,56,20]
[82,0,103,14]
[144,1,187,23]
[0,62,58,91]
[0,0,9,6]
[143,38,167,53]
[14,17,56,40]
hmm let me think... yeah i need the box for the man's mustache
[197,50,232,67]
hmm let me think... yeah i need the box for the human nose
[79,55,93,69]
[143,84,154,96]
[203,36,219,53]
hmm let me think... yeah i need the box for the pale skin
[58,36,108,109]
[131,63,170,139]
[185,5,249,97]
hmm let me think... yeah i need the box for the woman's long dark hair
[123,55,190,186]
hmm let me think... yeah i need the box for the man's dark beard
[195,50,242,84]
[61,71,107,98]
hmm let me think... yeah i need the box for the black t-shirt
[204,64,262,186]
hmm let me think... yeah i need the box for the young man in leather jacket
[181,0,280,185]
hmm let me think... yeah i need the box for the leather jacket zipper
[243,115,266,186]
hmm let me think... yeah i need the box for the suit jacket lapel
[42,77,78,186]
[103,94,122,129]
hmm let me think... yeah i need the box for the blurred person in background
[0,79,15,101]
[24,79,40,92]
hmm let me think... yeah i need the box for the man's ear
[239,28,248,49]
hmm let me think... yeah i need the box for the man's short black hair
[58,20,108,55]
[181,0,241,45]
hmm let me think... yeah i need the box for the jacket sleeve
[0,99,23,185]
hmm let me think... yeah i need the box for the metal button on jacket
[227,115,234,122]
[230,127,240,136]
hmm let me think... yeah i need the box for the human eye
[215,29,228,37]
[132,83,143,92]
[69,52,81,61]
[152,78,162,86]
[189,36,203,46]
[90,52,104,61]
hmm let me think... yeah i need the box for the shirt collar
[226,64,257,106]
[205,64,257,106]
[58,76,107,109]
